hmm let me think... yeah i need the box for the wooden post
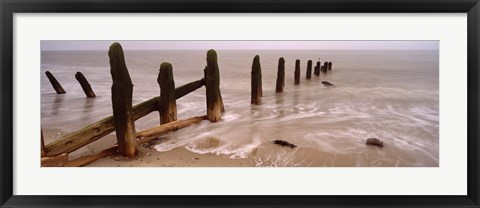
[109,42,137,158]
[328,62,332,70]
[45,71,66,94]
[63,116,208,167]
[44,78,205,157]
[205,49,223,122]
[306,60,312,79]
[314,61,321,76]
[294,59,300,85]
[41,129,46,157]
[322,61,328,73]
[251,55,262,104]
[75,72,96,97]
[158,63,177,124]
[275,57,285,93]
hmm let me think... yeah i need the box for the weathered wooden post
[306,60,312,79]
[275,57,285,93]
[328,62,332,70]
[294,59,300,85]
[75,72,96,97]
[45,71,66,94]
[314,61,321,76]
[158,63,177,124]
[251,55,262,104]
[205,49,223,122]
[109,42,137,158]
[41,129,45,157]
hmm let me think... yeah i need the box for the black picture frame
[1,0,479,207]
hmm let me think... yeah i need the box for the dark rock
[322,81,335,87]
[272,140,297,149]
[366,138,384,147]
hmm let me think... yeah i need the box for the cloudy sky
[41,40,438,51]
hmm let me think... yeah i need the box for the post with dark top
[205,49,223,122]
[251,55,262,104]
[158,63,177,124]
[328,62,332,70]
[315,61,321,76]
[109,42,137,158]
[275,57,285,93]
[294,59,300,85]
[75,72,96,97]
[322,62,328,73]
[306,60,312,79]
[45,71,66,94]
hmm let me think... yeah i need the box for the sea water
[41,49,439,167]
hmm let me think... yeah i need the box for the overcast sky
[41,40,438,51]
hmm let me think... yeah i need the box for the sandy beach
[43,128,254,167]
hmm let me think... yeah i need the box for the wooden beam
[63,147,118,167]
[41,153,68,167]
[137,115,207,143]
[175,78,204,99]
[62,116,206,167]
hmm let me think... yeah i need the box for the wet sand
[42,129,254,167]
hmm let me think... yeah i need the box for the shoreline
[42,128,254,167]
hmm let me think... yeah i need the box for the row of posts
[110,43,225,157]
[45,71,96,97]
[44,43,224,158]
[252,57,333,104]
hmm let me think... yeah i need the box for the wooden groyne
[42,43,335,166]
[42,43,225,166]
[252,56,334,97]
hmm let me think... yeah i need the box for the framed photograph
[1,0,479,207]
